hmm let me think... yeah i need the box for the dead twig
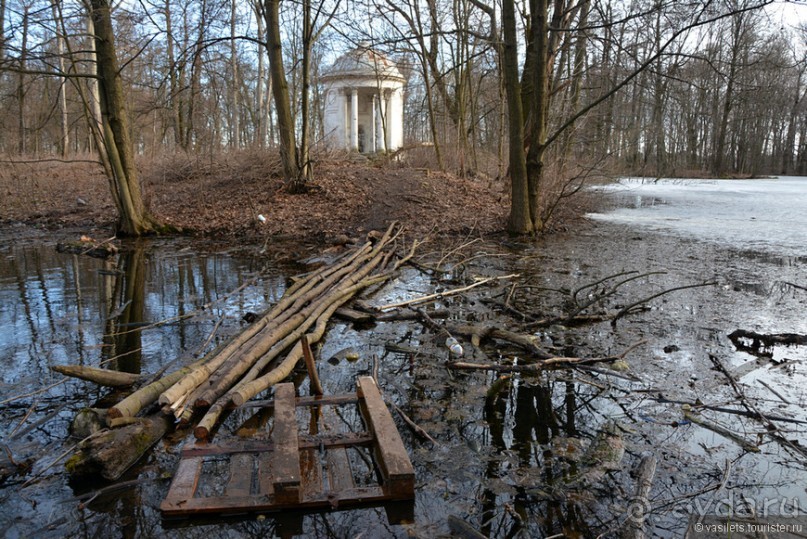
[682,409,760,453]
[379,274,519,311]
[301,335,324,396]
[391,402,438,445]
[611,281,717,326]
[757,380,790,405]
[708,354,807,460]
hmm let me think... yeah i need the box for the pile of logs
[61,224,414,479]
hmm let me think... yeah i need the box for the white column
[350,88,359,151]
[389,88,402,150]
[384,90,392,151]
[371,95,377,153]
[378,90,388,152]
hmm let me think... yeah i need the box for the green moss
[64,452,84,474]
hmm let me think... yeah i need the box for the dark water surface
[2,181,807,538]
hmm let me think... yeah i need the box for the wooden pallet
[160,376,415,518]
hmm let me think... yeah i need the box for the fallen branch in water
[708,354,807,460]
[682,409,760,453]
[448,340,645,372]
[378,273,519,311]
[782,281,807,293]
[611,281,718,326]
[622,454,657,539]
[391,402,438,445]
[50,365,144,388]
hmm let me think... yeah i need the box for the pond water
[2,177,807,538]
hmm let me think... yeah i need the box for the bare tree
[89,0,160,234]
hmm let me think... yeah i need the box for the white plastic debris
[445,336,463,357]
[257,214,267,223]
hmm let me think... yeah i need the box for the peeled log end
[65,414,171,480]
[193,425,210,441]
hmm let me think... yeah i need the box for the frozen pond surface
[587,177,807,258]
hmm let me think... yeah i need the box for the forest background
[0,0,805,236]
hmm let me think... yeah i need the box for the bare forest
[1,0,806,235]
[3,2,807,538]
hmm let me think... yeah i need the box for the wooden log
[447,323,553,359]
[158,235,378,408]
[51,365,143,387]
[107,357,206,419]
[65,414,171,480]
[683,409,760,453]
[622,454,657,539]
[378,274,519,311]
[191,228,398,409]
[227,274,390,408]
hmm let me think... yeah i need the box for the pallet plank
[225,453,254,497]
[300,447,323,501]
[162,381,415,519]
[162,486,388,516]
[357,377,415,497]
[161,456,202,510]
[325,447,355,492]
[257,452,274,497]
[180,432,373,457]
[272,383,300,503]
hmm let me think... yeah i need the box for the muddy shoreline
[2,195,806,537]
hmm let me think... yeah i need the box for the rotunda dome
[322,44,405,82]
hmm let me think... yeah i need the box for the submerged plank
[225,453,254,497]
[257,452,274,496]
[325,447,355,492]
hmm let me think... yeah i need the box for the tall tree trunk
[524,0,550,231]
[251,0,267,148]
[17,5,29,154]
[299,0,312,181]
[502,0,533,234]
[0,0,6,66]
[713,13,743,176]
[90,0,159,235]
[164,0,182,148]
[264,0,301,190]
[229,0,240,148]
[185,0,208,150]
[51,0,70,157]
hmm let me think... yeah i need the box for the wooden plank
[357,377,415,497]
[161,486,389,517]
[272,383,300,503]
[257,452,273,496]
[225,453,253,497]
[161,456,202,508]
[180,432,372,458]
[300,447,323,501]
[241,394,359,409]
[325,447,355,492]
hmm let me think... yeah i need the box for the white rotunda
[321,45,406,153]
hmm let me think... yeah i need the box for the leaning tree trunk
[90,0,159,236]
[265,0,302,192]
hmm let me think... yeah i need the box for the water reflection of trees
[103,242,146,374]
[477,373,610,537]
